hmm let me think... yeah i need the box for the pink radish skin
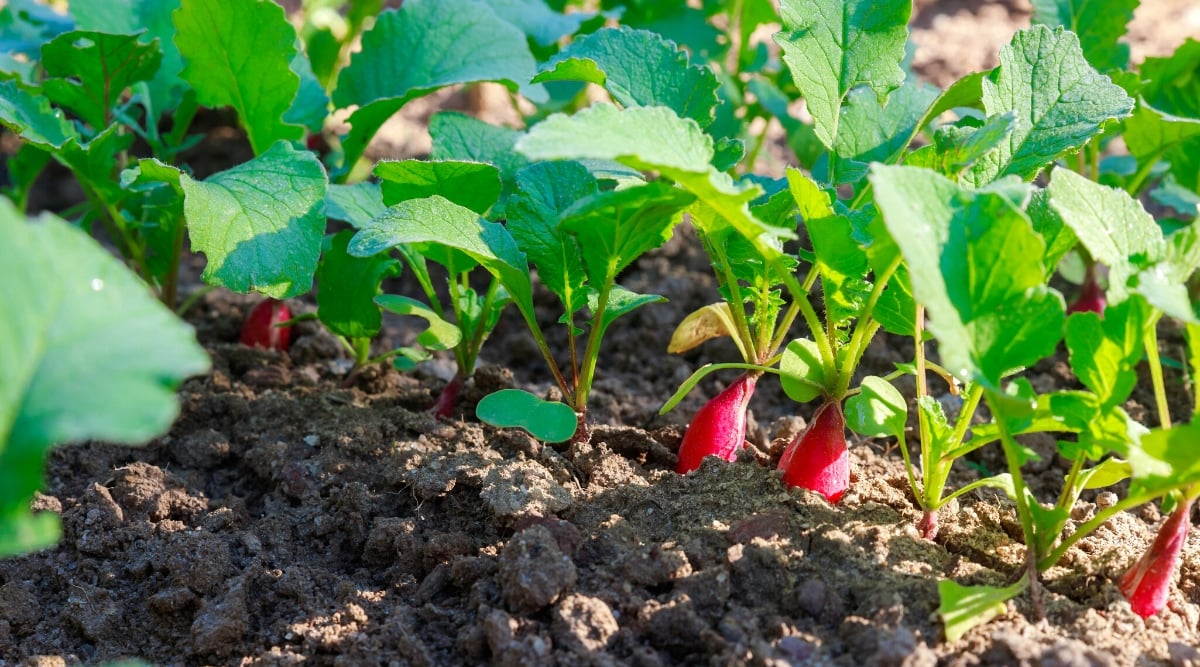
[241,299,292,350]
[1119,497,1193,618]
[777,401,849,503]
[675,374,759,474]
[1067,265,1106,316]
[431,375,464,420]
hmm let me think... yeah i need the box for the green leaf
[326,182,386,229]
[430,112,530,183]
[1140,39,1200,118]
[780,338,827,403]
[908,114,1017,178]
[316,231,402,339]
[120,157,187,284]
[517,103,798,295]
[939,578,1026,643]
[533,26,720,128]
[1046,167,1164,302]
[482,0,593,46]
[332,0,546,173]
[774,0,911,150]
[789,169,869,327]
[284,47,329,133]
[71,0,186,116]
[872,165,1063,388]
[1026,189,1077,279]
[56,124,134,202]
[1130,421,1200,492]
[375,295,462,351]
[833,79,940,183]
[846,376,907,441]
[506,161,597,315]
[595,285,665,336]
[560,182,694,286]
[375,160,502,214]
[519,102,712,173]
[1065,297,1150,408]
[0,201,209,557]
[0,79,76,149]
[966,26,1134,184]
[348,195,535,327]
[1031,0,1137,71]
[182,141,327,298]
[476,389,578,442]
[174,0,303,155]
[41,30,162,130]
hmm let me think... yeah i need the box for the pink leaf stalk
[1119,497,1193,619]
[1067,263,1106,316]
[777,401,849,503]
[675,373,759,474]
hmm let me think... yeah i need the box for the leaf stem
[835,254,902,398]
[1144,318,1173,429]
[575,271,616,412]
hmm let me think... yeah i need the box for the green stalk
[834,254,902,398]
[1037,483,1191,571]
[575,271,616,412]
[460,279,501,376]
[710,239,758,361]
[913,304,932,510]
[991,398,1041,583]
[161,211,187,309]
[1125,148,1166,196]
[1144,319,1173,429]
[352,336,371,367]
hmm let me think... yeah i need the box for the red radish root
[675,373,759,474]
[1119,497,1193,618]
[431,375,465,420]
[1067,263,1106,316]
[241,299,292,350]
[777,401,849,503]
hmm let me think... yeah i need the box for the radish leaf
[333,0,546,173]
[846,376,907,441]
[316,231,402,339]
[965,26,1134,184]
[71,0,186,115]
[1031,0,1137,72]
[534,26,720,128]
[41,30,162,130]
[0,202,208,556]
[375,295,462,350]
[939,578,1026,643]
[182,141,327,299]
[1046,168,1164,302]
[376,160,502,215]
[174,0,304,155]
[774,0,911,150]
[506,161,597,317]
[872,165,1064,390]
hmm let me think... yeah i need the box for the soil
[4,2,1200,666]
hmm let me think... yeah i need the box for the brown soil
[3,2,1200,666]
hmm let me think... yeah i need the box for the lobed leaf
[174,0,304,155]
[1031,0,1137,71]
[534,26,720,128]
[182,141,328,299]
[41,30,163,130]
[506,161,597,316]
[966,26,1134,184]
[477,389,577,442]
[71,0,186,116]
[774,0,911,150]
[332,0,546,172]
[1046,168,1164,302]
